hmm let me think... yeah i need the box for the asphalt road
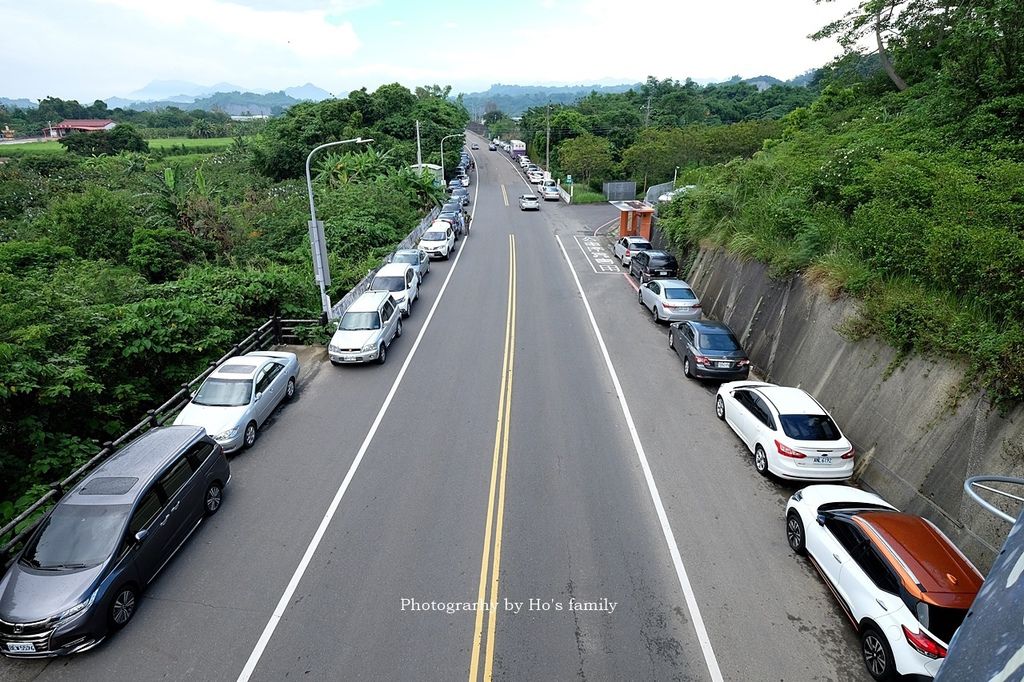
[0,134,869,682]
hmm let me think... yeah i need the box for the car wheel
[284,377,296,401]
[109,584,138,630]
[396,318,403,339]
[668,330,675,349]
[786,511,807,555]
[401,304,410,319]
[683,357,692,378]
[637,289,644,305]
[204,482,223,516]
[652,306,660,324]
[243,421,257,449]
[754,445,770,477]
[861,626,897,682]
[715,395,725,420]
[377,343,387,365]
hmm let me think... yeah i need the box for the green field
[0,136,235,157]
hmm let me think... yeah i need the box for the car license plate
[6,642,35,653]
[657,271,668,276]
[716,362,731,368]
[813,456,832,464]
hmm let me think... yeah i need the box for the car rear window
[664,287,696,300]
[631,241,652,251]
[916,603,969,643]
[698,333,739,351]
[779,414,842,441]
[649,255,677,267]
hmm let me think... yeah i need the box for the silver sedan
[637,278,702,323]
[174,351,300,452]
[389,248,430,283]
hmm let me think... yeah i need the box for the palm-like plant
[315,146,396,188]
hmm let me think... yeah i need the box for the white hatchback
[715,382,854,481]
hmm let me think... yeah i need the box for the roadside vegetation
[656,0,1024,407]
[0,84,467,521]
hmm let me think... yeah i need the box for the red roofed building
[43,119,117,138]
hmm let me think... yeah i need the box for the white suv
[370,262,419,318]
[328,291,402,365]
[418,224,455,260]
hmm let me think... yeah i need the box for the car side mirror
[254,392,263,402]
[816,514,826,527]
[135,529,150,544]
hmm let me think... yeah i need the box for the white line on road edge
[592,217,618,236]
[554,234,725,682]
[236,159,481,682]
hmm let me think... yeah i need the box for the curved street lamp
[304,137,372,321]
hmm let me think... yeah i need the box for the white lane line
[236,181,479,682]
[494,149,535,192]
[554,234,725,682]
[572,235,599,273]
[592,217,618,236]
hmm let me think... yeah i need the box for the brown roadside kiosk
[611,200,655,240]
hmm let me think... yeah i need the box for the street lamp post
[673,165,679,187]
[439,133,463,183]
[304,137,372,322]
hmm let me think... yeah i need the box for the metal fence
[645,181,675,206]
[329,207,440,320]
[0,316,320,563]
[603,181,637,201]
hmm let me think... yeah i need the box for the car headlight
[361,342,377,352]
[215,427,239,441]
[57,590,97,622]
[329,344,341,353]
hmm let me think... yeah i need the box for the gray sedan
[637,278,702,323]
[390,248,430,283]
[174,351,300,452]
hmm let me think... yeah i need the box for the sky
[2,0,860,101]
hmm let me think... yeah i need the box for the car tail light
[902,625,947,659]
[692,303,701,309]
[775,440,806,459]
[693,355,711,366]
[624,249,631,256]
[737,359,751,367]
[662,303,677,309]
[840,447,855,459]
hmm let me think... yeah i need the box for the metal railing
[0,316,319,563]
[964,475,1024,524]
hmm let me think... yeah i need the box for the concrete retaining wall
[688,248,1024,569]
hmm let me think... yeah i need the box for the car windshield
[699,333,740,351]
[393,253,417,265]
[339,311,380,331]
[22,504,131,570]
[522,196,537,201]
[779,414,842,441]
[664,287,697,300]
[193,378,253,407]
[422,231,446,241]
[372,276,406,292]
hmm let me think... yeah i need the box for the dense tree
[555,134,613,182]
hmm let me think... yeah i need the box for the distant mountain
[459,83,641,116]
[714,72,818,91]
[0,97,36,109]
[126,80,248,102]
[285,83,332,101]
[123,90,300,116]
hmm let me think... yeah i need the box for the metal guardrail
[0,316,319,563]
[963,475,1024,523]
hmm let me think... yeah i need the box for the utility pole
[545,104,551,171]
[415,120,422,167]
[644,95,652,126]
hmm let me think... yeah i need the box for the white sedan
[715,381,854,480]
[613,236,652,266]
[637,278,702,323]
[527,170,544,184]
[785,485,982,681]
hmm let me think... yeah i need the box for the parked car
[436,211,465,239]
[388,248,430,283]
[785,485,983,681]
[418,224,456,259]
[328,291,402,365]
[442,200,468,221]
[668,320,749,381]
[613,236,653,266]
[525,164,540,174]
[458,172,471,187]
[527,170,544,184]
[447,178,462,191]
[541,185,560,201]
[451,186,471,206]
[519,194,540,211]
[715,381,855,480]
[629,249,678,282]
[370,262,419,318]
[0,426,229,658]
[174,351,299,452]
[488,143,497,151]
[637,278,702,323]
[657,184,696,203]
[519,156,531,168]
[471,143,479,149]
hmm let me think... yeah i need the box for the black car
[629,250,678,282]
[438,209,465,238]
[451,186,470,206]
[668,320,751,381]
[0,426,229,657]
[442,200,467,218]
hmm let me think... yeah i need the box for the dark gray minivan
[0,426,229,657]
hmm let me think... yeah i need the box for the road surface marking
[501,184,509,207]
[592,217,618,236]
[623,273,639,292]
[572,235,620,274]
[554,234,726,682]
[468,234,516,682]
[235,145,483,682]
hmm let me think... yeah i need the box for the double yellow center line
[468,234,516,681]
